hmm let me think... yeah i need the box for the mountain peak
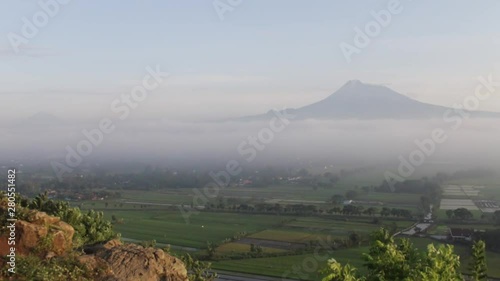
[238,79,500,121]
[289,80,445,119]
[337,80,385,94]
[344,79,364,86]
[333,80,390,98]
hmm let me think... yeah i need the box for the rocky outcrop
[0,205,189,281]
[0,210,74,257]
[80,239,188,281]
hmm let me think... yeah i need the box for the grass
[214,254,324,280]
[217,185,421,207]
[282,217,410,236]
[435,209,484,220]
[119,190,194,204]
[106,210,284,248]
[70,184,500,279]
[216,243,286,254]
[83,189,416,250]
[106,209,412,249]
[57,170,500,280]
[426,224,449,235]
[214,237,500,280]
[213,247,369,281]
[109,184,423,211]
[249,229,331,244]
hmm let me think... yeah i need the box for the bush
[27,193,116,247]
[1,254,94,281]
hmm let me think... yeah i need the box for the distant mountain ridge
[238,80,500,121]
[18,112,67,127]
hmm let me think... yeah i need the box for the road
[215,270,298,281]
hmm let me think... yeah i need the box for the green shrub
[1,254,94,281]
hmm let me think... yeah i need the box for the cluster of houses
[447,228,474,242]
[447,228,485,242]
[45,189,109,201]
[237,176,305,187]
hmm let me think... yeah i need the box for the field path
[216,270,298,281]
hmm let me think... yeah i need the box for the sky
[1,0,500,121]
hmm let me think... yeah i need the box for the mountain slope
[238,80,500,120]
[17,112,67,127]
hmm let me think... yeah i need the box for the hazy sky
[1,0,500,121]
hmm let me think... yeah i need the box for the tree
[329,207,342,214]
[274,203,283,214]
[420,244,462,281]
[380,207,391,217]
[206,241,217,259]
[363,232,420,280]
[348,232,362,247]
[470,240,488,281]
[324,172,340,185]
[342,205,358,215]
[390,208,399,217]
[364,207,378,216]
[250,243,263,254]
[345,190,358,200]
[420,196,431,213]
[181,254,217,281]
[355,206,365,216]
[321,228,464,281]
[29,192,50,210]
[493,210,500,225]
[297,168,309,177]
[322,259,360,281]
[23,194,115,247]
[331,194,344,204]
[446,209,454,219]
[453,208,473,220]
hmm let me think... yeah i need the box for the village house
[448,228,474,242]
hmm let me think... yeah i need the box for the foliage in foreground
[0,254,97,281]
[11,192,116,247]
[322,228,488,281]
[181,254,218,281]
[0,192,114,280]
[469,240,488,281]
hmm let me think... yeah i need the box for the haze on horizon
[1,1,500,179]
[1,0,500,122]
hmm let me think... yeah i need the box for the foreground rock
[81,239,189,281]
[0,202,189,281]
[0,210,74,257]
